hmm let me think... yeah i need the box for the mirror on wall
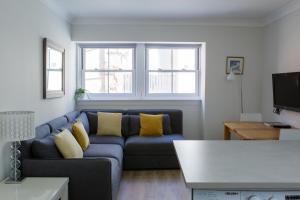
[43,38,65,99]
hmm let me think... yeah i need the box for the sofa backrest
[81,109,127,114]
[81,109,183,136]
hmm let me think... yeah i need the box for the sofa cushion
[127,109,182,134]
[65,111,80,122]
[89,135,125,147]
[83,144,123,166]
[35,124,51,139]
[56,123,73,133]
[128,114,172,137]
[72,121,90,150]
[86,112,129,136]
[54,129,83,159]
[124,134,184,156]
[97,112,122,136]
[32,135,63,159]
[84,109,127,135]
[86,112,98,134]
[139,113,163,136]
[48,116,69,132]
[76,112,90,134]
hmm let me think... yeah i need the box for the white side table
[0,177,69,200]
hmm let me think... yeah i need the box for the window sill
[77,97,202,101]
[76,97,202,106]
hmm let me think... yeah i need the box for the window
[146,45,199,96]
[81,45,135,95]
[78,43,202,100]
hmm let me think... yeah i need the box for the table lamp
[0,111,35,184]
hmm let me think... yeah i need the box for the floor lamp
[227,69,244,113]
[0,111,35,183]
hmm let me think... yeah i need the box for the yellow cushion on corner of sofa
[139,113,164,136]
[72,121,90,151]
[54,129,83,159]
[97,112,122,137]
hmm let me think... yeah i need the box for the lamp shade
[0,111,35,141]
[226,70,236,81]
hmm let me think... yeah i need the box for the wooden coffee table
[224,121,280,140]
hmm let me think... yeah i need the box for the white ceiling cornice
[38,0,300,27]
[263,0,300,26]
[39,0,72,23]
[71,17,264,27]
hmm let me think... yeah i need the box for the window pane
[173,72,196,93]
[173,49,196,70]
[109,72,132,93]
[47,71,62,91]
[85,48,108,70]
[148,48,171,70]
[109,49,133,70]
[48,48,62,69]
[85,72,108,93]
[149,72,172,93]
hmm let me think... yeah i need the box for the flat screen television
[272,72,300,112]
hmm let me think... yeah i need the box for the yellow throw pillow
[139,113,163,136]
[97,112,122,137]
[54,129,83,159]
[72,121,90,151]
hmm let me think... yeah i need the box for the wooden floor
[117,170,191,200]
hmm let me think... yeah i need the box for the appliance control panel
[193,190,300,200]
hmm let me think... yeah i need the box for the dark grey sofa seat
[89,135,125,147]
[124,134,184,156]
[84,144,123,166]
[124,134,184,169]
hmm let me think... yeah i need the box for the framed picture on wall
[226,56,244,75]
[43,38,65,99]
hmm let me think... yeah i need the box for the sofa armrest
[22,158,112,200]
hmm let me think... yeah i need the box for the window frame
[145,44,201,98]
[79,43,137,98]
[77,43,202,100]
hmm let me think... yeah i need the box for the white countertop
[174,140,300,190]
[0,177,69,200]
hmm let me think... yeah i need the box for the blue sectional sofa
[21,109,184,200]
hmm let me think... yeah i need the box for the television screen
[272,72,300,112]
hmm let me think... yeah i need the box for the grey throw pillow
[31,135,63,159]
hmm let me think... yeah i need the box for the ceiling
[45,0,295,24]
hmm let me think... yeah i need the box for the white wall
[262,9,300,127]
[72,23,263,139]
[0,0,75,180]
